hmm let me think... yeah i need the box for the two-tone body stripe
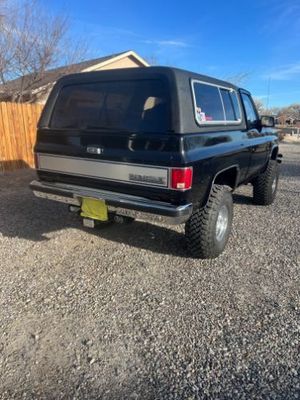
[37,153,169,188]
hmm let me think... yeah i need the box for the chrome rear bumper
[30,180,193,225]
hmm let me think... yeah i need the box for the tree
[281,104,300,120]
[274,104,300,125]
[253,98,266,115]
[253,99,280,116]
[225,72,250,86]
[0,0,88,102]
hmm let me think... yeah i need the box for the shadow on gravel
[232,193,253,205]
[280,161,300,178]
[0,170,78,242]
[0,171,189,256]
[89,220,188,257]
[0,192,79,242]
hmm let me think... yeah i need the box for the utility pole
[266,77,271,112]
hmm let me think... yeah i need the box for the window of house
[192,81,241,125]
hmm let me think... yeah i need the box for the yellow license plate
[80,198,108,221]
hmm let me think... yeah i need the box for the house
[276,115,300,127]
[0,50,149,104]
[286,118,300,127]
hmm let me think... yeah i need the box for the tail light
[34,153,39,169]
[170,167,193,190]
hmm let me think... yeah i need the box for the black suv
[30,66,280,258]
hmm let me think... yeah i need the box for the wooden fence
[0,102,43,173]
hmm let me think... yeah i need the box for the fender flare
[202,164,240,207]
[270,144,279,160]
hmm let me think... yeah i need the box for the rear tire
[252,160,279,205]
[185,185,233,259]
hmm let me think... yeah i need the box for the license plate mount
[80,197,108,221]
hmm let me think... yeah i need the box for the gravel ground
[0,143,299,399]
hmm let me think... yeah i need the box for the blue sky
[46,0,300,107]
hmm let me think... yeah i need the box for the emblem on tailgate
[129,173,166,186]
[86,146,103,155]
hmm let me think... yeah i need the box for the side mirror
[261,115,275,127]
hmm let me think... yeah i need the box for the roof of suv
[40,66,245,134]
[55,66,240,91]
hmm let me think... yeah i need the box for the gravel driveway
[0,143,299,399]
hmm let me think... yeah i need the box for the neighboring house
[0,50,149,104]
[276,115,300,127]
[286,118,300,127]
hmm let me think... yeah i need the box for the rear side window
[192,81,241,125]
[50,79,169,133]
[220,89,241,121]
[241,93,258,127]
[193,82,224,122]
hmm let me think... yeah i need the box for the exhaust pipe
[69,205,81,213]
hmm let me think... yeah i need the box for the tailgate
[35,129,188,204]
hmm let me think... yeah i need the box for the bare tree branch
[224,72,250,86]
[0,0,88,102]
[253,98,266,115]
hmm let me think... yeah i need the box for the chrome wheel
[216,205,229,242]
[271,176,277,193]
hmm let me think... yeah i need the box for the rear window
[50,79,169,133]
[192,81,241,125]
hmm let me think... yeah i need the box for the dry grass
[282,134,300,145]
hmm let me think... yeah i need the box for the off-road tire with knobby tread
[185,185,233,259]
[252,160,279,205]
